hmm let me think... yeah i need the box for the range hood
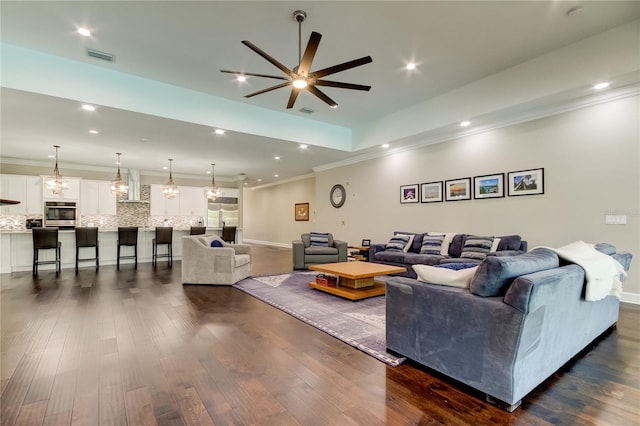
[118,169,149,203]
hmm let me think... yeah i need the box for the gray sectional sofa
[385,243,632,411]
[370,232,527,279]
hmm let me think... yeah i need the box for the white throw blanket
[536,241,626,301]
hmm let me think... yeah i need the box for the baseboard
[621,292,640,305]
[243,239,292,248]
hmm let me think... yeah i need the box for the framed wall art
[508,168,544,196]
[400,184,419,204]
[295,202,309,221]
[420,181,443,203]
[445,178,472,201]
[474,173,505,199]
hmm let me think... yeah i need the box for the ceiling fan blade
[309,56,373,79]
[245,82,292,98]
[307,85,338,108]
[242,40,294,77]
[286,87,301,109]
[314,80,371,91]
[297,31,322,76]
[220,70,288,80]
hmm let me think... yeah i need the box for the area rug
[233,271,406,367]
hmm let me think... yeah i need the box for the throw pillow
[386,233,414,252]
[435,263,479,270]
[310,232,330,246]
[490,237,501,253]
[413,264,479,288]
[497,235,522,251]
[469,248,559,297]
[428,232,456,255]
[210,239,224,247]
[420,234,444,255]
[460,236,494,260]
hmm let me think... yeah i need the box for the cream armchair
[182,235,251,285]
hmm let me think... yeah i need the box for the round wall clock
[330,184,346,208]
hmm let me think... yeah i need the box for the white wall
[244,95,639,298]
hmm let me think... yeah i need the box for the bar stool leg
[96,245,99,271]
[117,245,120,270]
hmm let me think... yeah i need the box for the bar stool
[152,227,173,267]
[117,227,138,269]
[222,225,237,243]
[75,227,99,273]
[32,227,61,277]
[189,226,206,235]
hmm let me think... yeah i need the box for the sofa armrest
[292,240,306,269]
[369,243,386,258]
[333,239,348,261]
[488,250,525,257]
[227,244,251,255]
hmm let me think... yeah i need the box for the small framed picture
[445,178,472,201]
[361,239,371,247]
[400,184,419,204]
[420,181,443,203]
[508,168,544,196]
[474,173,505,199]
[295,203,309,221]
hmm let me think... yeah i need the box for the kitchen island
[0,227,242,273]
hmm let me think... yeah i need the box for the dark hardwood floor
[1,244,638,425]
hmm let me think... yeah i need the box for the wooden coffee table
[308,261,406,300]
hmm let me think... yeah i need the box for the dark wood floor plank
[1,244,639,425]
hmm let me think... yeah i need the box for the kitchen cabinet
[0,174,42,214]
[179,186,207,216]
[42,176,81,201]
[80,180,116,215]
[150,184,180,216]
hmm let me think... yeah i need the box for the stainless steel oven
[44,201,77,228]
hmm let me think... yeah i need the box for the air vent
[299,107,315,114]
[87,48,115,62]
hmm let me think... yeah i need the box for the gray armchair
[292,232,348,270]
[182,235,251,285]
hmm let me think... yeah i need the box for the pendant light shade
[162,159,179,199]
[206,163,219,200]
[44,145,68,194]
[110,153,129,195]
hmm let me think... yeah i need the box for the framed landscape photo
[420,181,443,203]
[474,173,505,199]
[294,202,309,221]
[508,168,544,196]
[400,184,419,204]
[445,177,472,201]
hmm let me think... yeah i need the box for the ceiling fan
[221,10,372,109]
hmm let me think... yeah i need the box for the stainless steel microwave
[44,201,77,228]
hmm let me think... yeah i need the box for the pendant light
[110,153,129,195]
[44,145,68,194]
[162,158,179,199]
[206,163,219,201]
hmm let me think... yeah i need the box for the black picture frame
[361,239,371,247]
[508,168,544,196]
[420,181,443,203]
[444,177,472,201]
[400,184,419,204]
[473,173,505,199]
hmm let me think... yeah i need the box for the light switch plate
[605,215,627,225]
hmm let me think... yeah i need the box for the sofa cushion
[404,252,446,266]
[420,234,444,255]
[305,246,338,255]
[395,231,423,253]
[413,264,479,288]
[461,236,494,260]
[497,235,522,251]
[386,234,414,252]
[448,234,467,257]
[310,232,331,246]
[375,251,408,263]
[428,232,456,255]
[469,248,559,297]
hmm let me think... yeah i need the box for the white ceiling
[1,1,639,186]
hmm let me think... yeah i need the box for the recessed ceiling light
[237,75,246,82]
[274,156,280,160]
[48,154,55,159]
[460,121,471,127]
[299,144,307,149]
[257,178,262,182]
[274,174,279,177]
[206,170,211,174]
[382,144,390,149]
[406,63,416,70]
[81,104,95,111]
[77,27,91,37]
[89,129,99,134]
[163,166,168,170]
[214,129,225,135]
[593,82,610,90]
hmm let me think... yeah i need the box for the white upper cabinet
[179,186,207,217]
[150,184,180,216]
[42,176,81,201]
[0,174,42,215]
[80,180,116,215]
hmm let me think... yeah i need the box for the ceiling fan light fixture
[236,75,247,82]
[293,78,307,89]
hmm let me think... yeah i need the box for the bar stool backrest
[155,227,173,244]
[33,227,59,249]
[190,226,206,235]
[118,227,139,246]
[76,227,98,247]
